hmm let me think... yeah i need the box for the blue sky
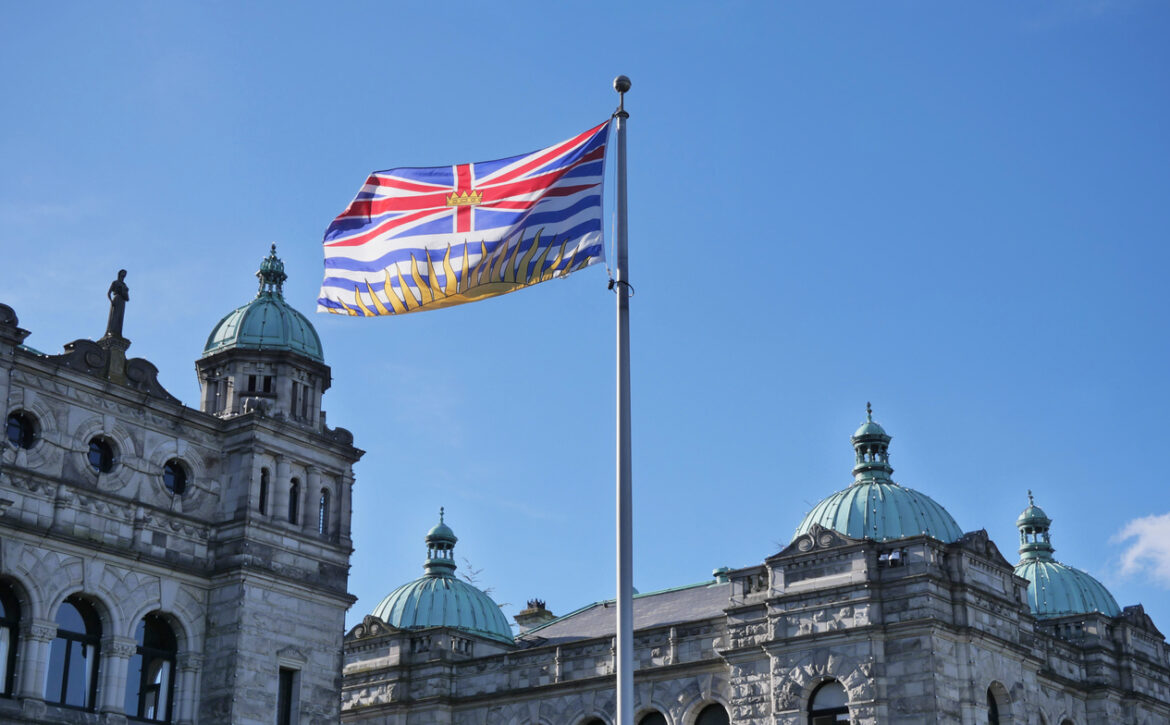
[2,2,1168,631]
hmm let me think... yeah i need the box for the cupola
[371,511,514,644]
[1013,493,1121,619]
[792,405,964,543]
[196,245,330,424]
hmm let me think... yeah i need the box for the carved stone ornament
[775,523,862,558]
[0,303,30,344]
[346,614,400,641]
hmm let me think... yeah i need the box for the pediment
[953,529,1013,569]
[345,614,404,642]
[48,339,178,402]
[275,645,307,664]
[771,524,865,560]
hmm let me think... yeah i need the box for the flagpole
[612,74,634,725]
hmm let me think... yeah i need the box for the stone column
[239,450,257,518]
[175,652,203,725]
[273,455,290,521]
[306,467,321,534]
[100,635,137,715]
[19,618,55,700]
[339,471,354,542]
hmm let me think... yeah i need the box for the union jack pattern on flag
[318,121,610,316]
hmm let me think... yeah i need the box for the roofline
[519,579,722,637]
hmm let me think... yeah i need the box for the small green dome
[1016,491,1051,528]
[371,512,513,644]
[202,245,324,363]
[1014,493,1121,619]
[793,406,964,543]
[426,508,458,545]
[852,401,890,440]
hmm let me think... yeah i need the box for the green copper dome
[1013,493,1121,619]
[202,245,324,363]
[793,405,964,543]
[371,511,513,644]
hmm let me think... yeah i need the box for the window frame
[162,459,188,496]
[0,582,20,697]
[87,436,117,474]
[45,595,102,711]
[5,410,38,450]
[125,613,178,723]
[808,679,849,724]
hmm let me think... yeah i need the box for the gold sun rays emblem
[329,230,593,316]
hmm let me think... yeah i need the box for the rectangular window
[263,376,273,393]
[248,375,257,392]
[301,384,310,420]
[277,667,299,725]
[290,384,298,417]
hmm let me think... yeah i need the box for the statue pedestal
[97,335,132,384]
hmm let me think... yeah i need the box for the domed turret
[792,405,964,543]
[1014,492,1121,619]
[372,511,513,644]
[203,244,324,363]
[196,245,330,422]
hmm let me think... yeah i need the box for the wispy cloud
[1116,512,1170,587]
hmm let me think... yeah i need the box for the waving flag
[318,121,609,316]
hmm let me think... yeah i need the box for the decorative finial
[439,506,445,523]
[1027,490,1034,506]
[866,401,873,422]
[256,243,288,296]
[613,75,631,115]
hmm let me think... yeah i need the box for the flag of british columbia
[318,120,610,316]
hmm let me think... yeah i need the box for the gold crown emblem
[445,190,483,207]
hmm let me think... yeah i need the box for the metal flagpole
[612,74,634,725]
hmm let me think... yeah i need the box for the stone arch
[633,706,672,725]
[672,672,730,724]
[772,649,874,713]
[47,588,118,644]
[986,680,1013,723]
[558,688,615,725]
[0,558,44,623]
[681,698,731,725]
[122,585,202,654]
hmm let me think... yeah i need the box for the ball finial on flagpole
[613,75,631,93]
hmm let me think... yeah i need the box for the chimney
[514,598,556,633]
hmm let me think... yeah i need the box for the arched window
[259,468,270,515]
[45,595,101,710]
[696,703,729,725]
[581,719,606,725]
[809,679,849,724]
[638,712,667,725]
[318,489,330,535]
[288,478,300,524]
[0,581,21,696]
[987,687,1000,725]
[124,613,178,722]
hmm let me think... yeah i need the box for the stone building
[0,246,362,724]
[341,410,1170,725]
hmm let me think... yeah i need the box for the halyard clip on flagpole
[612,74,634,725]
